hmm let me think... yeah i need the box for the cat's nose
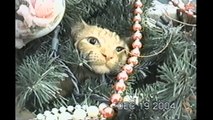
[102,53,113,61]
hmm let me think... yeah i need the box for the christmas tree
[16,0,196,119]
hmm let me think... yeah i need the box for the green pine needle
[16,52,68,112]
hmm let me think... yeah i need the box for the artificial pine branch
[59,39,87,67]
[156,47,196,119]
[16,52,69,113]
[127,23,196,119]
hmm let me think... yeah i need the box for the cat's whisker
[83,64,94,73]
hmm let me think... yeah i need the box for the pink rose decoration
[17,0,61,27]
[15,0,65,49]
[30,0,54,18]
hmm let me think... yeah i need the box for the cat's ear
[71,19,88,39]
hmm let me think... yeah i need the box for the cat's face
[71,21,129,74]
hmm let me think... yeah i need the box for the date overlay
[115,100,176,111]
[141,101,176,111]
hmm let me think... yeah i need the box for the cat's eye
[87,37,99,45]
[116,46,125,52]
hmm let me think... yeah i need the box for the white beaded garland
[58,112,72,120]
[87,106,99,117]
[67,105,74,112]
[59,106,67,113]
[73,108,87,120]
[99,103,108,112]
[51,108,59,114]
[75,104,82,110]
[82,104,89,110]
[45,114,57,120]
[44,110,52,116]
[36,113,45,120]
[33,105,103,120]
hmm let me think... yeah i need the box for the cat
[71,21,129,74]
[60,21,131,96]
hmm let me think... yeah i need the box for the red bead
[117,71,128,81]
[110,93,122,104]
[132,39,142,48]
[130,48,140,57]
[128,56,138,66]
[132,31,142,40]
[102,107,114,118]
[123,64,133,74]
[133,14,141,22]
[115,80,126,92]
[134,7,143,14]
[132,22,142,31]
[134,0,143,8]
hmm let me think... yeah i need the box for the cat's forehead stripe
[97,28,123,44]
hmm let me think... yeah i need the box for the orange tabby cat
[60,21,130,96]
[71,21,129,74]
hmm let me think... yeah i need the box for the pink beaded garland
[103,0,143,118]
[132,22,142,31]
[128,56,138,65]
[123,64,133,74]
[110,93,122,104]
[134,0,143,8]
[134,7,143,14]
[130,47,140,57]
[133,14,141,22]
[102,107,114,118]
[132,31,142,40]
[115,80,126,92]
[117,71,128,81]
[132,39,142,48]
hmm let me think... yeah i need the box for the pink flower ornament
[17,0,62,28]
[15,0,65,49]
